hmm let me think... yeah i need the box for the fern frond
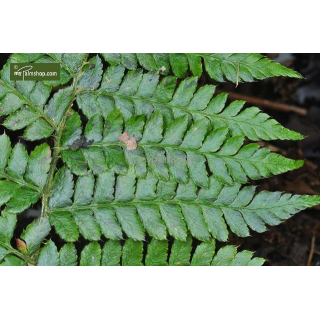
[0,133,51,214]
[0,53,87,140]
[0,53,316,267]
[76,67,303,141]
[101,53,303,83]
[46,53,88,80]
[35,238,264,266]
[61,110,303,187]
[0,212,264,266]
[0,213,50,266]
[46,167,320,242]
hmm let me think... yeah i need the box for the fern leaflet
[45,166,320,243]
[60,110,304,187]
[101,53,303,83]
[76,66,303,141]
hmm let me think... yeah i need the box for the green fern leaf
[37,240,59,266]
[145,239,169,266]
[0,255,26,266]
[101,53,303,83]
[80,242,102,266]
[46,167,320,242]
[0,54,87,141]
[76,67,303,141]
[21,217,50,255]
[32,238,265,266]
[0,206,302,266]
[191,240,216,266]
[0,53,317,267]
[59,243,78,266]
[101,240,122,266]
[0,133,51,214]
[60,110,303,187]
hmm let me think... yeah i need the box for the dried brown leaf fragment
[16,238,28,255]
[118,131,137,150]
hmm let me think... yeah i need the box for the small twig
[307,234,316,266]
[217,90,307,117]
[258,141,287,155]
[235,62,240,88]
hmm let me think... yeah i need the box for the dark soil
[1,53,320,266]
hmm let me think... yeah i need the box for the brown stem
[307,234,316,266]
[217,90,307,117]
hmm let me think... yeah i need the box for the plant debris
[69,136,94,151]
[118,131,137,150]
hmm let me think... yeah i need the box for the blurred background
[1,53,320,265]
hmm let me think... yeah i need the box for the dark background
[1,53,320,266]
[218,54,320,266]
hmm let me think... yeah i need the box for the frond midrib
[69,140,295,165]
[79,88,271,131]
[0,172,40,192]
[47,197,311,214]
